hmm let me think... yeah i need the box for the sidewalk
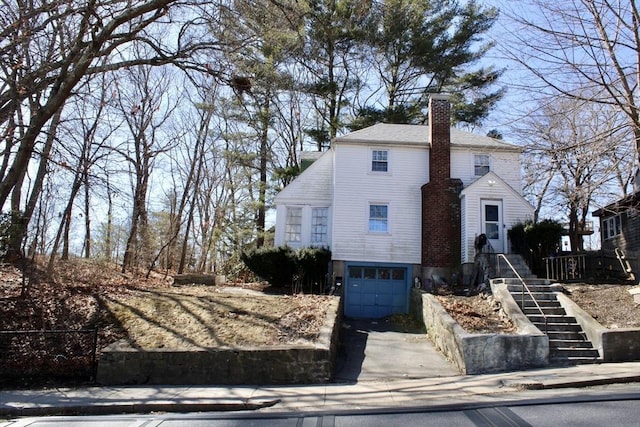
[2,362,640,418]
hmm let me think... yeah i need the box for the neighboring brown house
[593,170,640,280]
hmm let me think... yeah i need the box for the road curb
[0,399,280,418]
[514,376,640,390]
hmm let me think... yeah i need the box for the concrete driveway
[333,318,459,382]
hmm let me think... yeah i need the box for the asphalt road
[4,389,640,427]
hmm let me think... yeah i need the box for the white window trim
[370,148,390,174]
[474,153,491,176]
[285,206,303,243]
[603,214,622,240]
[368,202,390,234]
[310,206,329,244]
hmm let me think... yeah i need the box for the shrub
[240,246,297,287]
[295,247,332,292]
[241,246,331,291]
[508,219,564,276]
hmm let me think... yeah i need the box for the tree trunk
[61,209,72,261]
[177,203,194,274]
[256,98,270,248]
[8,110,62,258]
[47,175,83,272]
[122,173,148,272]
[105,176,114,262]
[83,169,91,258]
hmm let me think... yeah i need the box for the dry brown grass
[104,287,333,349]
[564,283,640,329]
[1,259,637,349]
[0,259,333,350]
[436,294,516,334]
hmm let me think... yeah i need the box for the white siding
[460,194,468,262]
[451,148,522,190]
[274,151,333,247]
[273,123,531,267]
[332,143,428,264]
[274,150,333,204]
[460,173,534,262]
[274,205,332,248]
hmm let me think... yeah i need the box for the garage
[344,263,411,318]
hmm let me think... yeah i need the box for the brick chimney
[421,94,462,283]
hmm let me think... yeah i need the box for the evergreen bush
[241,246,331,292]
[508,219,564,276]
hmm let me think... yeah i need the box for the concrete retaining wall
[410,288,548,374]
[97,298,342,385]
[557,292,640,362]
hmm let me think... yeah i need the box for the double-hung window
[311,207,328,244]
[368,204,388,233]
[602,215,622,239]
[371,150,388,172]
[285,207,302,242]
[474,154,490,176]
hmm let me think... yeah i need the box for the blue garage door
[344,264,410,318]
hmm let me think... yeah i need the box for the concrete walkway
[334,319,459,382]
[2,362,640,418]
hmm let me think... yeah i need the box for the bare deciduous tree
[114,63,180,273]
[519,95,634,250]
[501,0,640,167]
[0,0,221,257]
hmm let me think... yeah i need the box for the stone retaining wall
[97,298,341,385]
[410,288,548,374]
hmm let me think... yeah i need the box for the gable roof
[461,171,535,210]
[274,149,333,204]
[334,123,521,152]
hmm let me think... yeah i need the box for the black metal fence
[0,329,98,387]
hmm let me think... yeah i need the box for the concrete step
[546,330,589,341]
[551,347,600,358]
[527,314,577,324]
[497,272,537,279]
[523,306,566,316]
[507,284,553,293]
[550,355,601,366]
[512,294,559,304]
[499,264,531,273]
[520,299,562,308]
[497,277,550,285]
[533,322,583,332]
[549,339,596,349]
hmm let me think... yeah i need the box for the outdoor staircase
[497,254,601,366]
[506,279,601,365]
[493,254,536,279]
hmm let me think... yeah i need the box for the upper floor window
[285,207,302,242]
[368,204,388,232]
[371,150,388,172]
[474,154,490,176]
[602,215,622,240]
[311,207,329,244]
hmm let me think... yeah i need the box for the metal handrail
[496,254,547,333]
[615,248,636,281]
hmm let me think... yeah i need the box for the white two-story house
[274,94,534,318]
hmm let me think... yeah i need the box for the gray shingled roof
[334,123,521,151]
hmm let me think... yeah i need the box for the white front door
[481,200,504,253]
